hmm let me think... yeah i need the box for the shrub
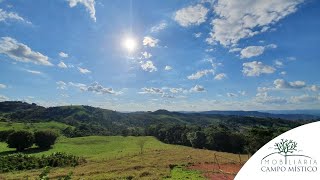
[0,130,15,142]
[6,130,34,151]
[0,152,86,173]
[34,130,59,149]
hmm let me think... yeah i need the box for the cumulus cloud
[240,46,265,58]
[255,92,287,104]
[64,81,121,95]
[190,85,205,92]
[290,94,320,103]
[150,22,167,33]
[26,69,42,75]
[58,61,68,68]
[174,4,209,27]
[308,85,320,92]
[274,79,306,89]
[164,65,172,71]
[214,73,227,80]
[227,93,238,97]
[194,32,202,38]
[78,67,91,74]
[0,8,31,24]
[240,44,277,58]
[275,60,283,67]
[187,69,214,80]
[141,60,157,72]
[242,61,275,76]
[229,48,241,53]
[169,88,183,94]
[143,36,159,47]
[141,51,152,59]
[0,37,52,66]
[59,52,69,58]
[0,94,9,101]
[67,0,96,22]
[280,71,287,75]
[86,82,120,95]
[56,81,67,90]
[206,0,303,46]
[0,83,6,89]
[139,87,164,94]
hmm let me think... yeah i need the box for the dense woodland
[0,101,317,154]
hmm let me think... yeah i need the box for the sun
[123,37,137,52]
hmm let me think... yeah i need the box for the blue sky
[0,0,320,111]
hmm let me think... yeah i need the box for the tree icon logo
[261,139,312,164]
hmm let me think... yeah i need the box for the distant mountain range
[178,110,320,121]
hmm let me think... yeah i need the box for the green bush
[34,130,59,149]
[0,152,86,173]
[0,130,15,142]
[6,130,34,151]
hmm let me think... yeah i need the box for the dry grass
[1,145,248,180]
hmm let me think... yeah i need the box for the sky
[0,0,320,111]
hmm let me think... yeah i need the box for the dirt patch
[188,163,244,180]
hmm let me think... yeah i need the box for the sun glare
[123,37,137,52]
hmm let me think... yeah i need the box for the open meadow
[0,126,248,179]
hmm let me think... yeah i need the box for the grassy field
[0,135,248,179]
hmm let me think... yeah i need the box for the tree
[275,139,297,164]
[187,131,206,148]
[34,130,59,149]
[7,130,34,151]
[137,138,147,154]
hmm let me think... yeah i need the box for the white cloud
[78,67,91,74]
[0,8,31,24]
[141,60,157,72]
[308,85,320,92]
[190,85,205,92]
[214,73,227,80]
[141,51,152,59]
[150,22,167,32]
[139,87,164,94]
[275,60,283,67]
[174,4,209,27]
[58,61,68,68]
[164,65,172,71]
[67,0,96,22]
[290,94,320,103]
[240,46,265,58]
[0,37,52,66]
[240,44,276,58]
[242,61,275,76]
[227,93,238,97]
[86,82,120,95]
[0,94,9,101]
[26,69,42,75]
[187,69,214,80]
[59,52,69,58]
[280,71,287,75]
[255,92,287,104]
[56,81,67,90]
[169,88,183,94]
[143,36,159,47]
[274,79,306,89]
[194,32,202,38]
[0,83,6,89]
[205,48,214,52]
[206,0,303,46]
[239,91,246,96]
[229,48,241,53]
[67,81,121,95]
